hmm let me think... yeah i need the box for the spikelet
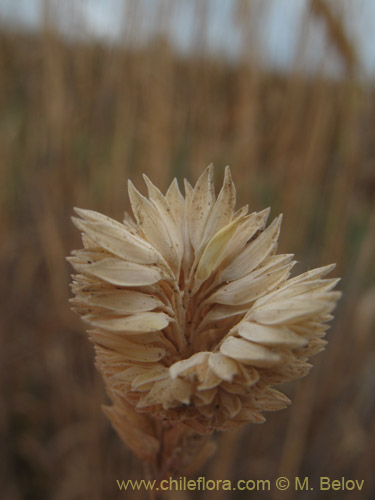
[68,165,341,477]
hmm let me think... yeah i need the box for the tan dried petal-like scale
[69,165,341,473]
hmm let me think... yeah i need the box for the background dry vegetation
[1,1,374,499]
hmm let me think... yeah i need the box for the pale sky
[0,0,374,78]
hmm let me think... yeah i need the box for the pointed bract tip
[223,165,232,179]
[73,207,95,218]
[207,163,214,180]
[127,179,140,198]
[71,216,87,232]
[201,163,214,174]
[142,173,157,195]
[142,173,152,185]
[321,263,337,276]
[262,207,271,216]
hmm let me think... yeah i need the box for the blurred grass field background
[1,1,374,499]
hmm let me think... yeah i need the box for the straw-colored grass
[1,1,374,498]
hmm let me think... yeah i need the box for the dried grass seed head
[69,165,341,450]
